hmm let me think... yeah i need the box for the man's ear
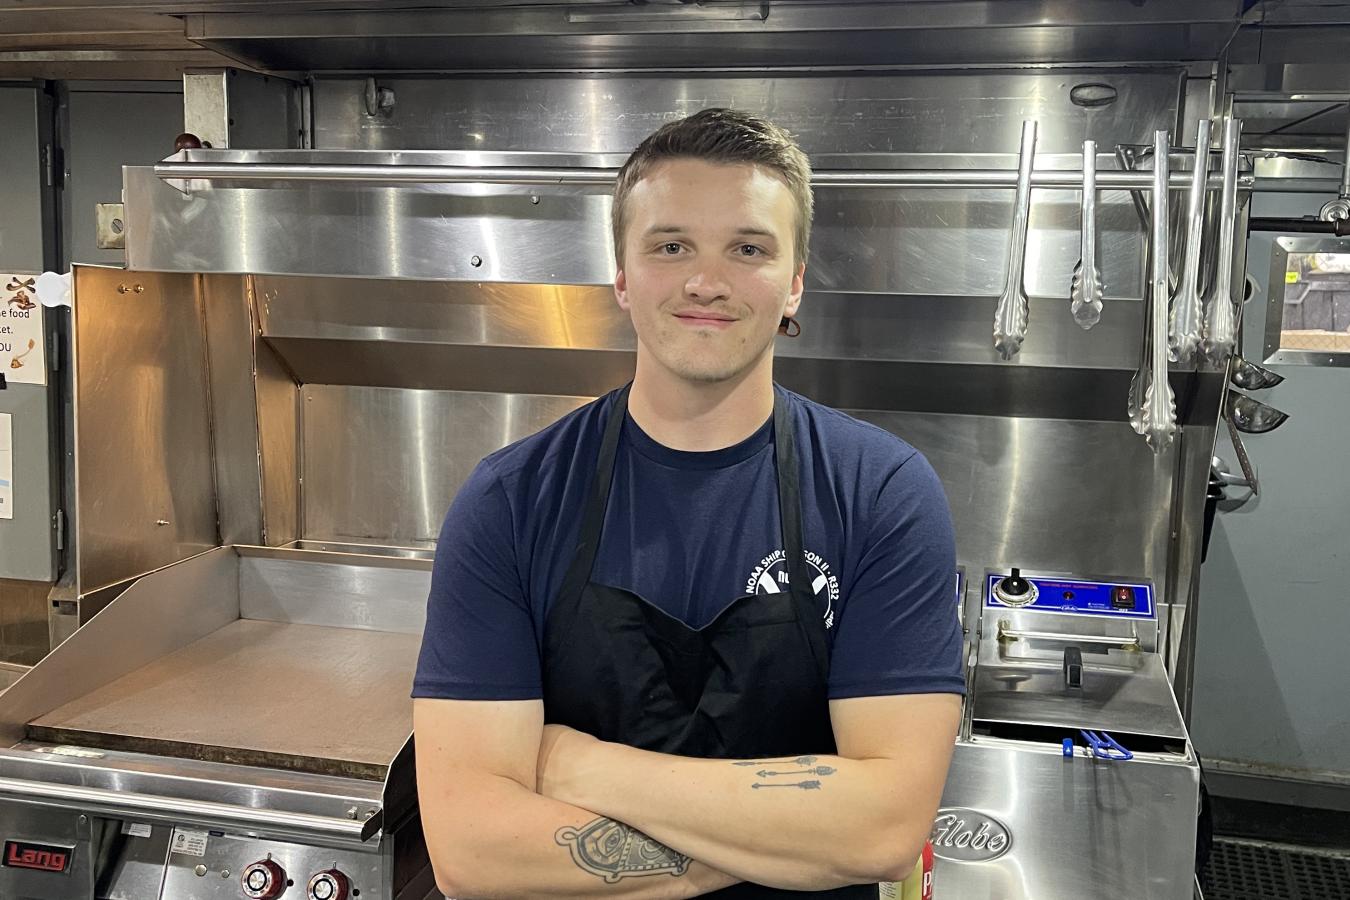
[784,261,806,317]
[615,266,631,311]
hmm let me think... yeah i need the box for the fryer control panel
[985,573,1154,619]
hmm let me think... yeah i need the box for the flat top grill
[27,618,419,780]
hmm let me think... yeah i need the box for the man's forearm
[424,773,739,899]
[542,743,924,891]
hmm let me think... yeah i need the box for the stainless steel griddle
[27,619,418,780]
[0,545,437,899]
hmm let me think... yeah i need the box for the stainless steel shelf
[155,160,1247,191]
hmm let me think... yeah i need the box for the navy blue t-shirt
[413,386,964,702]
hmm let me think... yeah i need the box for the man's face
[615,159,805,385]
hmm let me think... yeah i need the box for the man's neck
[627,354,776,452]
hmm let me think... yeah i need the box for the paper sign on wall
[0,413,12,521]
[1,275,46,386]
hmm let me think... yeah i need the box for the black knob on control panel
[1001,568,1030,596]
[241,859,287,899]
[993,567,1039,607]
[307,869,350,900]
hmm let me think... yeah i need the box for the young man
[413,108,963,899]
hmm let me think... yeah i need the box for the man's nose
[684,267,731,302]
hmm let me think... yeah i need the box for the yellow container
[880,841,934,895]
[879,852,927,900]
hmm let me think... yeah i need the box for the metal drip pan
[27,619,418,780]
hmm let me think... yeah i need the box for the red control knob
[241,859,287,899]
[307,869,350,900]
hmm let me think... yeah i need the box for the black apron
[542,384,878,899]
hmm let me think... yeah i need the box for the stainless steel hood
[181,0,1247,72]
[27,0,1350,82]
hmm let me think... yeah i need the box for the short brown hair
[611,108,814,267]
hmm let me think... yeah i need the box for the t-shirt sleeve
[828,451,965,699]
[412,460,543,700]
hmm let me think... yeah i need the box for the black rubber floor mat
[1204,837,1350,900]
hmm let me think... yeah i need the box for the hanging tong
[993,120,1037,359]
[1071,139,1104,329]
[1169,118,1211,364]
[1142,130,1177,452]
[1127,279,1150,434]
[1202,117,1243,365]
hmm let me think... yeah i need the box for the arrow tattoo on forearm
[751,780,823,790]
[733,756,817,767]
[755,766,836,778]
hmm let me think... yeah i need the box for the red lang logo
[3,840,72,873]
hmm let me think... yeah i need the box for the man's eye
[737,245,764,257]
[662,243,683,255]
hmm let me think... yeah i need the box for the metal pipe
[0,776,376,845]
[1250,177,1345,193]
[152,161,1244,191]
[1249,217,1350,235]
[996,623,1141,651]
[1341,104,1350,199]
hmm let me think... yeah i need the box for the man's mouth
[673,311,738,328]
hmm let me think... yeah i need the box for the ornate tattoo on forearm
[735,755,838,790]
[555,817,692,882]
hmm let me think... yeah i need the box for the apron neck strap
[555,383,631,610]
[773,388,832,683]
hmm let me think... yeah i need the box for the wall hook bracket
[363,78,396,117]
